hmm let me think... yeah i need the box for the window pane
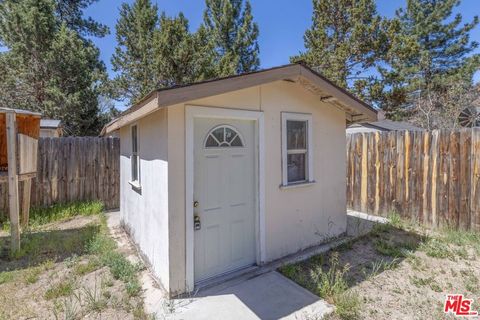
[225,127,236,143]
[132,156,138,181]
[230,135,243,147]
[287,153,306,182]
[212,127,224,143]
[287,120,306,150]
[131,126,138,153]
[205,135,219,147]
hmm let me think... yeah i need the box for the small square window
[282,113,313,186]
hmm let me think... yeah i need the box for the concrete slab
[164,272,333,320]
[347,210,388,237]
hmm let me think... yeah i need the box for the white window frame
[129,123,141,189]
[281,112,314,187]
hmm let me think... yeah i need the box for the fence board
[0,137,119,221]
[347,129,480,231]
[472,128,480,231]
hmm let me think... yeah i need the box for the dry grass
[280,214,480,320]
[0,203,152,320]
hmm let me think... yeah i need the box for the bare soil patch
[280,218,480,320]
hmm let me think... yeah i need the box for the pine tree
[203,0,260,76]
[46,24,107,135]
[0,0,110,135]
[0,0,59,109]
[110,0,158,104]
[291,0,386,101]
[55,0,109,38]
[380,0,480,122]
[154,13,215,87]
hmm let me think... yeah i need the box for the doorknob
[193,201,199,208]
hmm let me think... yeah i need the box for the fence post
[472,128,480,231]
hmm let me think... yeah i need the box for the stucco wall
[119,108,170,289]
[166,80,347,293]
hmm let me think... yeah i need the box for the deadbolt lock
[193,201,199,208]
[194,215,201,231]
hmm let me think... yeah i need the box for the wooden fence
[347,129,480,231]
[0,137,120,221]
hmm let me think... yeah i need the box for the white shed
[102,63,377,296]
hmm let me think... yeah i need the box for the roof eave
[101,63,377,135]
[101,91,159,135]
[298,66,377,122]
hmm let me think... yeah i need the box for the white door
[194,118,257,282]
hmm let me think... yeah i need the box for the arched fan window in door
[204,125,245,148]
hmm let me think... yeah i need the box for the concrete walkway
[162,272,333,320]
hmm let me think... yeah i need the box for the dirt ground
[280,220,480,320]
[0,215,150,320]
[344,232,479,319]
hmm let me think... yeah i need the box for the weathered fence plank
[472,128,480,231]
[347,129,480,231]
[0,137,119,221]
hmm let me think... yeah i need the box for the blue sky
[84,0,480,110]
[86,0,480,72]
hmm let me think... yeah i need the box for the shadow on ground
[0,224,99,272]
[169,271,333,320]
[280,214,427,292]
[339,225,424,287]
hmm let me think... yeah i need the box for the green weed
[52,296,79,320]
[2,201,104,233]
[309,252,349,300]
[74,259,99,276]
[29,201,104,228]
[10,224,99,260]
[88,230,142,296]
[419,238,454,260]
[280,264,301,280]
[0,271,16,285]
[410,275,442,292]
[82,281,107,312]
[334,291,361,320]
[45,279,75,300]
[374,239,414,258]
[24,267,42,284]
[461,269,479,294]
[387,212,403,228]
[364,258,399,279]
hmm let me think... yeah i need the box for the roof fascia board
[103,92,159,134]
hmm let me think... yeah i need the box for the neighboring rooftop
[40,119,62,128]
[347,110,423,134]
[348,119,423,131]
